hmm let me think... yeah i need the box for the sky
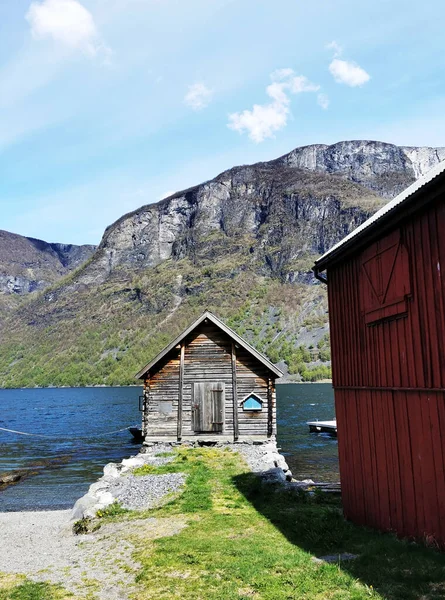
[2,0,445,245]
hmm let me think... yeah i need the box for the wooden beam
[143,376,150,437]
[267,377,273,437]
[177,344,185,441]
[231,342,239,441]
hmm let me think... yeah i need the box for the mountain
[0,140,443,388]
[0,230,97,295]
[275,140,445,197]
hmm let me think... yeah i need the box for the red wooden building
[313,161,445,548]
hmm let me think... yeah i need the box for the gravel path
[0,510,74,574]
[0,509,186,600]
[110,473,186,510]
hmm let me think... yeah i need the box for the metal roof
[314,158,445,271]
[135,310,284,379]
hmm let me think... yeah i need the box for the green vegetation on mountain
[0,255,329,387]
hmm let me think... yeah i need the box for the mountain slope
[0,230,96,295]
[0,139,443,388]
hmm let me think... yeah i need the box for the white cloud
[329,58,370,87]
[289,75,320,94]
[271,68,295,81]
[326,40,343,58]
[317,93,329,110]
[184,83,213,110]
[228,102,289,144]
[26,0,105,56]
[266,81,289,105]
[228,70,321,143]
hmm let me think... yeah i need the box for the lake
[0,383,338,511]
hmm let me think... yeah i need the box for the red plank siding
[328,195,445,548]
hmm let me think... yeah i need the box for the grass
[0,575,72,600]
[2,448,445,599]
[113,448,445,600]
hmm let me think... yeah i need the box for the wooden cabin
[136,311,283,442]
[313,161,445,548]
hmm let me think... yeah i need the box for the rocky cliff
[70,139,444,289]
[1,139,444,388]
[275,140,445,198]
[0,230,96,295]
[73,164,380,289]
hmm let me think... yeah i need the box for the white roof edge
[314,158,445,268]
[135,310,283,379]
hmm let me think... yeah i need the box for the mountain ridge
[1,139,444,388]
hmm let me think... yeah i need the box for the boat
[307,419,337,436]
[129,427,145,442]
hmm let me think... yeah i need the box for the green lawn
[0,575,71,600]
[2,447,444,599]
[129,448,445,600]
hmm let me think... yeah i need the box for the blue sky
[2,0,445,245]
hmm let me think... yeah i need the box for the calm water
[0,383,337,511]
[276,383,338,483]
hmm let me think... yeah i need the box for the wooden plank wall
[182,325,234,435]
[328,195,445,547]
[336,388,445,545]
[144,352,180,437]
[144,322,275,439]
[236,348,275,436]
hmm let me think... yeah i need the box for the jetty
[307,420,337,436]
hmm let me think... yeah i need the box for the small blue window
[242,393,263,411]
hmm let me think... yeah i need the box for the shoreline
[0,380,333,390]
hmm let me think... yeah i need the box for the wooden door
[193,381,225,433]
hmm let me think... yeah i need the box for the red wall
[328,196,445,547]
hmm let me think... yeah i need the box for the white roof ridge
[315,158,445,267]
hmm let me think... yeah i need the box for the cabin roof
[314,159,445,272]
[135,311,284,379]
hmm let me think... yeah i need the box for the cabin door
[192,381,225,433]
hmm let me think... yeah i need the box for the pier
[307,420,337,436]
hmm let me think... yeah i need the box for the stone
[71,493,99,520]
[261,467,287,484]
[89,480,111,494]
[312,553,358,564]
[275,456,289,471]
[96,491,114,506]
[103,463,121,478]
[0,473,21,484]
[121,456,145,471]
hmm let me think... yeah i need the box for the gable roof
[135,310,283,379]
[314,159,445,272]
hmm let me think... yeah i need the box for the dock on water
[307,420,337,436]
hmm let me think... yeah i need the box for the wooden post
[267,377,273,437]
[177,343,185,441]
[231,342,239,441]
[143,376,150,437]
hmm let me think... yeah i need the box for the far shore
[1,380,333,391]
